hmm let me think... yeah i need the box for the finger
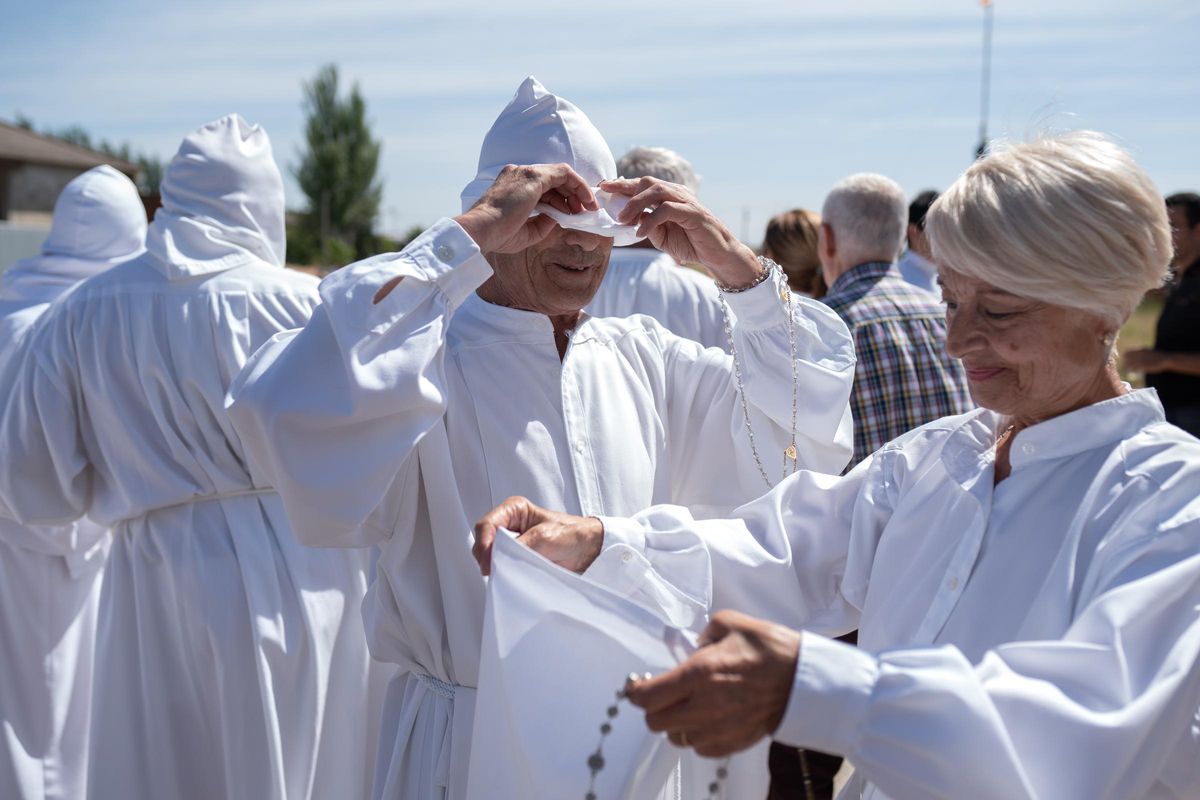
[539,190,574,216]
[644,694,714,733]
[698,609,741,647]
[544,164,598,211]
[617,184,688,225]
[598,177,649,198]
[635,201,695,239]
[625,660,697,714]
[471,520,496,576]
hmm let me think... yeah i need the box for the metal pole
[977,2,994,159]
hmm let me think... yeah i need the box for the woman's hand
[473,496,604,576]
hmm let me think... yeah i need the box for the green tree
[293,64,382,268]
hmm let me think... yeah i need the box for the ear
[819,223,836,259]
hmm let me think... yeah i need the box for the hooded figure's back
[0,115,380,800]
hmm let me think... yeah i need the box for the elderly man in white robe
[478,132,1200,800]
[587,146,727,350]
[227,77,854,800]
[0,165,144,800]
[0,116,380,800]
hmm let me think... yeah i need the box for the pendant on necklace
[780,286,790,302]
[784,445,797,461]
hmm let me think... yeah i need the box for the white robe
[586,246,728,350]
[227,217,855,799]
[0,164,144,800]
[0,116,381,800]
[602,389,1200,800]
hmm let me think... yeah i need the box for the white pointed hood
[145,114,286,279]
[0,165,146,303]
[460,77,643,246]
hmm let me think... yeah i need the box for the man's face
[483,225,612,316]
[1168,206,1200,271]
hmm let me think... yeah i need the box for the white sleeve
[657,279,855,516]
[0,315,91,528]
[227,218,492,548]
[775,518,1200,800]
[600,451,894,637]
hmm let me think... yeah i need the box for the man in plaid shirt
[818,173,973,468]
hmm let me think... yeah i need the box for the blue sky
[4,0,1198,242]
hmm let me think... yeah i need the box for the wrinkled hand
[1123,348,1172,374]
[473,496,604,576]
[625,610,801,758]
[601,177,761,288]
[455,163,599,255]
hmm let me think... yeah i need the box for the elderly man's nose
[564,229,605,251]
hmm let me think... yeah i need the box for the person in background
[1124,192,1200,436]
[0,116,381,800]
[587,145,728,350]
[0,165,145,800]
[762,208,826,298]
[896,189,939,293]
[818,174,973,467]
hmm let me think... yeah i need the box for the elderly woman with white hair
[475,131,1200,799]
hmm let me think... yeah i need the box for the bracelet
[714,255,777,293]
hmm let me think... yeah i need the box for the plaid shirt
[823,261,974,467]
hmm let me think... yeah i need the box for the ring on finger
[678,731,690,748]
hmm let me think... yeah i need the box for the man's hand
[625,610,801,758]
[1123,347,1172,375]
[601,177,761,289]
[473,496,604,576]
[455,164,599,255]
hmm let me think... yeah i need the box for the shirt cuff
[597,515,646,555]
[774,632,878,755]
[318,217,492,333]
[720,274,784,332]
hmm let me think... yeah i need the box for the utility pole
[976,0,995,159]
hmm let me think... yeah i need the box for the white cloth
[227,217,855,799]
[469,529,703,799]
[459,77,643,245]
[0,115,380,800]
[895,249,938,294]
[587,247,727,351]
[0,165,142,800]
[602,389,1200,800]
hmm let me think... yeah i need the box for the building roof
[0,120,139,176]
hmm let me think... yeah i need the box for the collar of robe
[145,114,286,280]
[941,388,1166,485]
[457,291,594,344]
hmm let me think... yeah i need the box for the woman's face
[939,268,1116,424]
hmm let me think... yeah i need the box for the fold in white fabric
[460,76,644,245]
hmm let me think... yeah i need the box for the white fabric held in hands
[459,76,644,246]
[468,529,696,800]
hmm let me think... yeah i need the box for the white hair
[926,131,1172,328]
[616,146,700,194]
[820,173,907,265]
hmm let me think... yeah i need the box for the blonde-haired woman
[478,132,1200,800]
[762,209,826,297]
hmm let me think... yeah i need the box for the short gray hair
[616,146,700,194]
[820,173,907,265]
[926,131,1172,328]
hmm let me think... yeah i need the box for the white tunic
[586,246,728,350]
[602,389,1200,800]
[0,116,381,800]
[0,164,143,800]
[227,217,855,799]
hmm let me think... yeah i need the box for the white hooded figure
[0,165,144,800]
[228,77,855,799]
[0,116,382,800]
